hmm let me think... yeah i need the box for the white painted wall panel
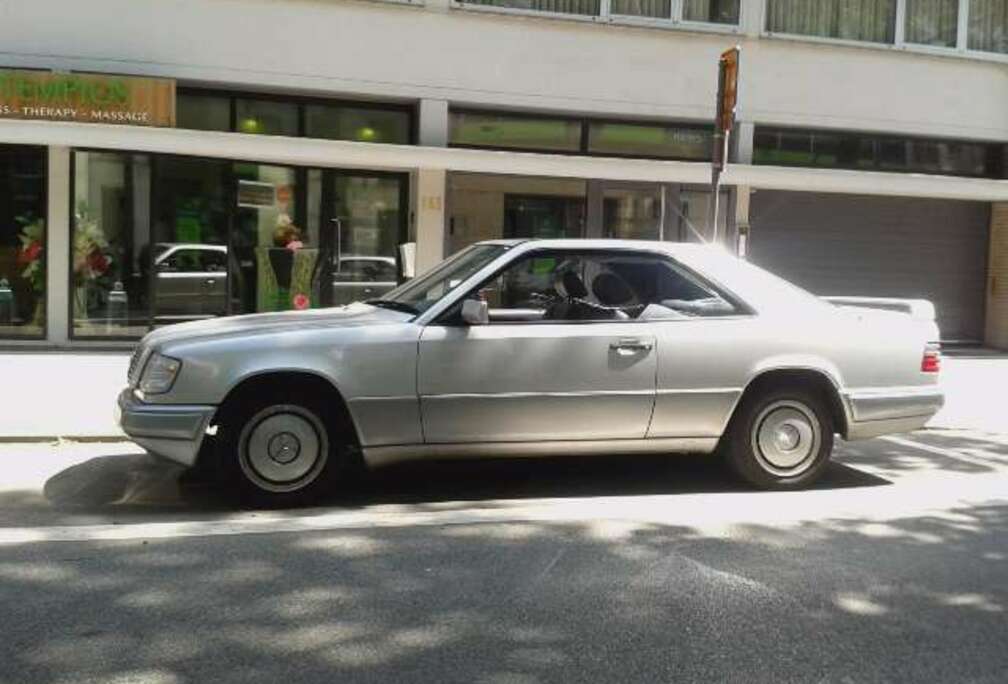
[0,0,1005,140]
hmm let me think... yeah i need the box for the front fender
[148,324,423,447]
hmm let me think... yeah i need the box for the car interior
[468,252,739,323]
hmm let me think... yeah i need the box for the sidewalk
[0,349,1004,439]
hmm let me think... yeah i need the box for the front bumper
[843,386,945,441]
[116,389,216,467]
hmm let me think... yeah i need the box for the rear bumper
[115,389,216,467]
[842,386,944,441]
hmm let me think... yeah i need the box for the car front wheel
[723,388,834,490]
[216,394,349,507]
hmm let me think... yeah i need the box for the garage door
[748,191,990,342]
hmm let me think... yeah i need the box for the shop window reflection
[71,151,151,339]
[152,157,231,325]
[234,99,298,137]
[0,145,46,338]
[233,163,323,313]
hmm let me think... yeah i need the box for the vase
[30,299,45,329]
[73,284,89,320]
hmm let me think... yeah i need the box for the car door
[417,250,658,444]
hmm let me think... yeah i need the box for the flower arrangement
[15,215,45,294]
[73,203,113,285]
[273,213,303,251]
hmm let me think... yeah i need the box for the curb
[0,436,131,444]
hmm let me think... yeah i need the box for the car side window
[458,250,740,324]
[160,249,225,273]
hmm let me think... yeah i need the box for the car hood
[142,302,413,349]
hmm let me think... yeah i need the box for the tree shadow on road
[0,501,1005,683]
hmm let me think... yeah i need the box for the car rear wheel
[723,388,834,490]
[216,393,351,507]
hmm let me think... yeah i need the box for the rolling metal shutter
[748,191,990,342]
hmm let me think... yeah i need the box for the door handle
[610,338,653,353]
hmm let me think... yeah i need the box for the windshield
[376,243,510,314]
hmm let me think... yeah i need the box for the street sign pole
[709,46,740,245]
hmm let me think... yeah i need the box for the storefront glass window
[587,121,711,160]
[235,99,299,136]
[233,163,318,313]
[449,112,583,152]
[679,190,729,243]
[305,105,411,144]
[447,173,587,254]
[176,93,231,131]
[328,174,405,306]
[0,145,46,338]
[72,151,152,338]
[603,187,664,240]
[152,157,231,325]
[754,127,1002,178]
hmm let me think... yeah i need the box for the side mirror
[461,298,489,326]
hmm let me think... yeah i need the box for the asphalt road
[1,430,1007,683]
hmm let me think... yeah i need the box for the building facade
[1,0,1007,348]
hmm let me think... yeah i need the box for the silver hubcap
[751,400,821,476]
[238,405,328,493]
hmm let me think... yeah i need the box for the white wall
[0,0,1005,141]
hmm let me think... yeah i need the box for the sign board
[716,47,740,135]
[0,70,175,127]
[237,180,276,209]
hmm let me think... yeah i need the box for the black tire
[215,389,354,507]
[723,386,834,490]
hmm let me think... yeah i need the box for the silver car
[116,239,944,506]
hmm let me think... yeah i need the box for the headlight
[139,353,182,394]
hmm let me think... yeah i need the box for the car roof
[157,243,228,252]
[476,238,715,256]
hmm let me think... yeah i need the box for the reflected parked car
[118,239,944,506]
[332,256,398,306]
[153,243,229,320]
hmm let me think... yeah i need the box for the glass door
[679,189,730,243]
[586,181,677,241]
[323,171,407,307]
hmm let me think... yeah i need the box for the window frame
[763,0,1008,62]
[449,108,712,162]
[451,0,742,33]
[177,87,418,145]
[432,247,753,326]
[753,125,1004,179]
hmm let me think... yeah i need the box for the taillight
[921,344,941,373]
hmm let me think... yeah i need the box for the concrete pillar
[739,0,765,37]
[734,121,755,165]
[415,168,447,274]
[985,203,1008,350]
[418,99,449,147]
[46,146,70,346]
